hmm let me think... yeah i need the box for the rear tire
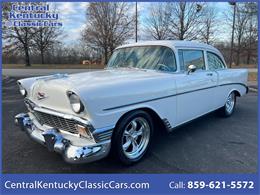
[218,91,236,117]
[111,110,154,165]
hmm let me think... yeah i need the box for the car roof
[116,40,219,53]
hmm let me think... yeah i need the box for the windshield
[107,46,177,72]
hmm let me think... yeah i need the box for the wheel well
[233,90,241,97]
[114,107,165,132]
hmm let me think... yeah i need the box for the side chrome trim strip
[219,83,247,88]
[92,126,114,142]
[103,83,248,111]
[92,125,115,134]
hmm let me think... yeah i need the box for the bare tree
[225,2,258,66]
[145,3,172,40]
[29,3,63,64]
[200,6,218,44]
[135,2,138,42]
[33,27,62,64]
[170,2,206,40]
[243,2,258,64]
[82,2,134,64]
[234,4,249,66]
[2,2,37,66]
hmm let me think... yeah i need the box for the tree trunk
[41,49,45,64]
[236,35,242,66]
[247,20,253,65]
[230,3,236,68]
[104,47,108,65]
[246,48,251,64]
[179,3,185,40]
[24,45,31,67]
[236,48,240,66]
[246,36,252,65]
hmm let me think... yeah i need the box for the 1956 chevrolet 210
[15,41,248,165]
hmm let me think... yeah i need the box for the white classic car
[15,41,248,165]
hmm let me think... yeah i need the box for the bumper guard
[15,113,111,164]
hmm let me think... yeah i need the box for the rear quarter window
[207,52,226,70]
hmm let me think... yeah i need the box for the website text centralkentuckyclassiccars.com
[4,180,150,191]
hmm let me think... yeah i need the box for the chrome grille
[33,110,78,134]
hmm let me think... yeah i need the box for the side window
[178,50,205,71]
[207,52,226,70]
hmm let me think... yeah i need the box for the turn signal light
[75,124,93,140]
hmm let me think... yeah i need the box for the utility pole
[135,1,138,42]
[229,2,236,68]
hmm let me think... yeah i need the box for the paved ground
[248,81,258,92]
[2,68,257,77]
[2,77,258,174]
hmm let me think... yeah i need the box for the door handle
[206,73,213,76]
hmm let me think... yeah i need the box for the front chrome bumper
[15,113,111,164]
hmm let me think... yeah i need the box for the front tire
[112,110,154,165]
[218,91,237,117]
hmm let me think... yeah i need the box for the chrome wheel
[225,92,235,114]
[122,117,150,160]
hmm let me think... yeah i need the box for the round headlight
[19,85,27,97]
[68,92,84,113]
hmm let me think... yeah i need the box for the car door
[206,51,228,108]
[175,49,218,126]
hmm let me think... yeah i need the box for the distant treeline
[2,2,258,67]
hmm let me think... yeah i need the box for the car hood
[27,68,172,93]
[19,68,176,126]
[65,68,168,88]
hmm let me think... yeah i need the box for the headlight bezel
[18,83,27,97]
[67,91,84,114]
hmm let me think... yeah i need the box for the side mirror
[187,64,197,75]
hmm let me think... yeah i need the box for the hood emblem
[37,92,47,100]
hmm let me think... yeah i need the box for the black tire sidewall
[112,110,154,165]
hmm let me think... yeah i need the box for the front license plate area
[43,134,56,151]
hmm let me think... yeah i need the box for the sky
[52,2,231,46]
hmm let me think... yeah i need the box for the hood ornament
[37,92,47,100]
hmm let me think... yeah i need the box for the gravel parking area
[2,77,258,173]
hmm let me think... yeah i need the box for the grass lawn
[2,64,257,82]
[248,72,257,81]
[2,64,104,69]
[4,63,257,69]
[230,64,257,68]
